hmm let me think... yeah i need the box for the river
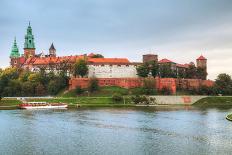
[0,106,232,155]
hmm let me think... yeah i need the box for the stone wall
[69,77,214,94]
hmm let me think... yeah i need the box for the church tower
[24,22,35,58]
[196,55,207,69]
[49,43,56,57]
[10,38,21,67]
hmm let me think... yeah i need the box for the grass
[226,114,232,121]
[0,98,22,106]
[193,96,232,106]
[61,86,129,97]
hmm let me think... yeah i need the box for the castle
[10,23,207,79]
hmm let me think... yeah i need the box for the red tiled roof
[88,58,130,64]
[176,63,189,68]
[158,58,174,63]
[197,55,206,60]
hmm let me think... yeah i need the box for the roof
[49,43,56,50]
[158,58,174,64]
[197,55,206,60]
[176,63,189,68]
[88,58,130,64]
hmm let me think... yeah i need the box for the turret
[10,38,21,67]
[24,22,35,58]
[196,55,207,69]
[49,43,56,57]
[143,54,158,63]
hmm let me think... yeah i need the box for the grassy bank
[193,97,232,106]
[226,114,232,121]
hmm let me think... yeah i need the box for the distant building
[10,23,207,79]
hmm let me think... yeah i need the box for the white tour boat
[19,102,68,109]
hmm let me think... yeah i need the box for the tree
[88,78,99,92]
[185,63,197,79]
[177,68,186,79]
[142,78,157,95]
[159,64,176,78]
[21,81,35,96]
[136,63,150,77]
[196,67,207,80]
[150,61,159,77]
[73,59,88,77]
[214,73,232,95]
[48,80,60,95]
[91,54,104,58]
[35,83,46,96]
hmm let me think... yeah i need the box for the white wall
[88,64,138,78]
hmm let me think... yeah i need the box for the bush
[75,86,84,95]
[159,87,172,95]
[88,78,99,92]
[130,95,150,104]
[112,93,123,103]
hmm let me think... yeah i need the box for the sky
[1,0,232,80]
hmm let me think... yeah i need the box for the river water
[0,106,232,155]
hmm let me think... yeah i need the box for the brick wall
[69,77,214,94]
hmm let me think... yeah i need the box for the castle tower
[24,22,35,58]
[196,55,207,69]
[143,54,158,63]
[49,43,56,57]
[10,38,21,67]
[196,55,207,80]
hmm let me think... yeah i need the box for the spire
[49,43,56,50]
[24,22,35,49]
[10,37,20,58]
[49,43,56,57]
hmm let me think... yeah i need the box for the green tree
[159,64,176,78]
[215,73,232,95]
[196,67,207,80]
[21,81,35,96]
[88,78,99,92]
[136,63,150,77]
[150,61,159,77]
[35,83,46,96]
[91,54,104,58]
[73,59,89,77]
[142,78,157,95]
[186,63,197,79]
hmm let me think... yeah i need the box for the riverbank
[1,96,232,110]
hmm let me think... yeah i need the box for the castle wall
[69,77,214,94]
[88,64,138,78]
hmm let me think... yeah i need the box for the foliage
[73,59,88,77]
[142,78,157,95]
[130,95,156,104]
[88,78,99,92]
[185,63,197,79]
[136,63,150,77]
[0,67,69,97]
[159,64,176,78]
[196,67,207,80]
[150,61,159,77]
[159,87,172,95]
[112,93,123,103]
[91,54,104,58]
[75,86,84,95]
[214,73,232,95]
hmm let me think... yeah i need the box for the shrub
[112,93,123,103]
[88,78,99,92]
[130,95,150,104]
[159,87,172,95]
[75,86,84,95]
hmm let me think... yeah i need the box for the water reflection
[0,107,232,155]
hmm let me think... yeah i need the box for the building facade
[9,23,208,79]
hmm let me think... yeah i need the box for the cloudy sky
[1,0,232,79]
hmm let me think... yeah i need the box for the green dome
[10,38,20,58]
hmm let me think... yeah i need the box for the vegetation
[193,97,232,106]
[112,93,123,103]
[88,78,99,92]
[91,54,104,58]
[0,67,69,97]
[73,59,88,77]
